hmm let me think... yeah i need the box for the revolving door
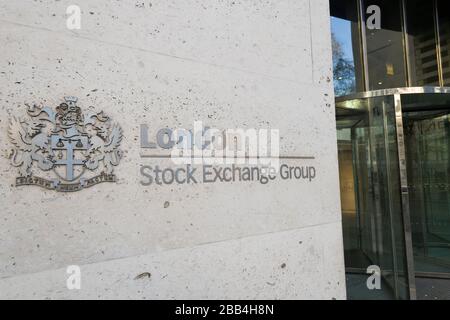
[336,87,450,300]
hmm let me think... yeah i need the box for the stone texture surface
[0,0,345,299]
[0,223,345,300]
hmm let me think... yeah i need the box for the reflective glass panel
[330,0,365,96]
[438,0,450,86]
[405,0,440,86]
[363,0,407,90]
[404,106,450,274]
[336,96,411,300]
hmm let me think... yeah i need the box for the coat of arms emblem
[8,97,123,192]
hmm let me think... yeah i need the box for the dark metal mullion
[358,0,370,91]
[433,0,445,87]
[401,0,412,87]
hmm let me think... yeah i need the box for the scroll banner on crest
[16,173,116,192]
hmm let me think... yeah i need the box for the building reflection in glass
[330,0,364,96]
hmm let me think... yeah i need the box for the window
[330,0,364,97]
[438,0,450,86]
[330,0,449,93]
[405,0,440,86]
[363,0,407,90]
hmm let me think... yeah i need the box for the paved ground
[416,278,450,300]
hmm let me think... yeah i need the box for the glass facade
[331,0,450,96]
[364,0,407,90]
[439,0,450,86]
[405,0,440,86]
[403,95,450,275]
[337,89,450,300]
[337,95,412,300]
[331,0,450,300]
[330,0,364,96]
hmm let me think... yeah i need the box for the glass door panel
[404,110,450,274]
[337,96,412,299]
[366,96,409,299]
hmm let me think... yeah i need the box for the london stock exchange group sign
[7,97,123,192]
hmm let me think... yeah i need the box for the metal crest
[8,97,123,192]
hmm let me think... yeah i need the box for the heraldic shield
[8,97,123,192]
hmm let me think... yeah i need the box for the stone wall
[0,0,345,299]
